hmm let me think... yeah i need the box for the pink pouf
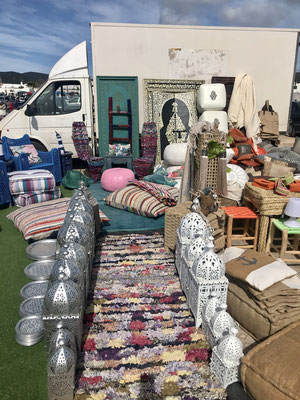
[101,168,135,192]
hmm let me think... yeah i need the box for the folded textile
[128,179,177,206]
[290,180,300,192]
[252,178,275,190]
[225,249,297,291]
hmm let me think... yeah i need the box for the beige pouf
[241,320,300,400]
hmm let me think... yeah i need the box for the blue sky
[0,0,300,74]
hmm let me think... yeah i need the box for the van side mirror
[25,103,37,116]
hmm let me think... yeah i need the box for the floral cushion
[109,144,131,156]
[10,144,42,165]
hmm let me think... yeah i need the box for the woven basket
[164,201,225,251]
[243,182,300,216]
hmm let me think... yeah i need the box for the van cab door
[27,77,91,154]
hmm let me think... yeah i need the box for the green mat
[88,182,165,233]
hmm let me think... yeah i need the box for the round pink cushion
[101,168,135,192]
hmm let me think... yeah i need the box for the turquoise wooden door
[96,76,139,158]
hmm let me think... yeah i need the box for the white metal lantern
[192,242,225,280]
[188,275,228,328]
[202,292,221,348]
[179,236,214,302]
[209,304,237,342]
[210,327,244,389]
[178,212,208,241]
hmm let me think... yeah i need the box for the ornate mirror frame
[143,79,204,164]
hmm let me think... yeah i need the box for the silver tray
[19,296,44,318]
[20,280,49,299]
[15,315,44,346]
[26,239,57,261]
[24,260,56,281]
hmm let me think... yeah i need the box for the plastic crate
[60,151,73,177]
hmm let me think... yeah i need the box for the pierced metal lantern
[44,273,81,316]
[185,235,214,265]
[202,292,221,348]
[209,304,237,342]
[178,212,209,241]
[50,259,83,285]
[56,243,90,302]
[56,242,89,273]
[188,274,228,328]
[192,242,225,280]
[68,193,93,216]
[57,221,91,252]
[48,323,77,356]
[43,272,83,350]
[210,327,244,389]
[48,339,76,400]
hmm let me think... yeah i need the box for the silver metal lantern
[56,243,90,302]
[43,272,83,351]
[48,322,77,356]
[48,339,76,400]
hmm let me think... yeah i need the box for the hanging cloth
[228,73,260,149]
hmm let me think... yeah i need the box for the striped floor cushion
[104,183,179,218]
[13,187,61,207]
[7,198,109,240]
[8,169,56,195]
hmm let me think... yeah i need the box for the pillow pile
[8,169,60,206]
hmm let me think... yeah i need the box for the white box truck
[0,23,299,156]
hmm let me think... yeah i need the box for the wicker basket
[164,201,225,252]
[243,182,300,252]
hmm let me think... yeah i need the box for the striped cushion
[8,169,56,195]
[13,187,61,207]
[104,183,178,218]
[7,198,109,240]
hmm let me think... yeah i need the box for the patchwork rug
[74,233,227,400]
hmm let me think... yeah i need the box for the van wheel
[31,140,47,152]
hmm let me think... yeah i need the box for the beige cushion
[263,157,295,177]
[241,320,300,400]
[227,280,300,341]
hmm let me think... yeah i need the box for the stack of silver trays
[15,315,44,346]
[20,281,49,299]
[24,260,56,281]
[26,239,57,261]
[19,296,44,318]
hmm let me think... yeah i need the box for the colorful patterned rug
[74,233,227,400]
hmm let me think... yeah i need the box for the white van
[0,42,94,154]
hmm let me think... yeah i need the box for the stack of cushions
[7,198,109,241]
[104,180,179,218]
[241,320,300,400]
[8,169,61,206]
[221,247,300,341]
